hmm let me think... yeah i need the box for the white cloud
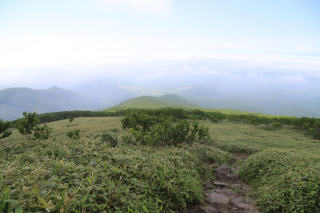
[1,33,320,72]
[295,46,319,54]
[99,0,173,13]
[280,75,307,83]
[129,0,172,13]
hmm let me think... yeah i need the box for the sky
[0,0,320,88]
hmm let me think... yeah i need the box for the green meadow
[1,112,320,212]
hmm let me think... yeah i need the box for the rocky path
[187,154,260,213]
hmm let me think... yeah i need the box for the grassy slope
[1,117,319,212]
[205,121,320,153]
[107,95,294,120]
[202,108,296,119]
[0,117,230,212]
[204,121,320,212]
[6,117,318,153]
[107,95,198,111]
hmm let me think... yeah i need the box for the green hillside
[107,94,292,119]
[108,94,198,111]
[1,111,319,212]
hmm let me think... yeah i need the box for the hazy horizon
[1,0,320,118]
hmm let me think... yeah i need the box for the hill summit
[108,94,198,110]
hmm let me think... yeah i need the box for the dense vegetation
[29,108,320,139]
[121,111,210,146]
[0,115,230,212]
[0,119,12,139]
[16,112,52,141]
[239,150,320,212]
[1,109,320,212]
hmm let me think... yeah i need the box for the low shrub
[0,119,12,139]
[121,112,211,146]
[16,108,320,140]
[239,150,320,212]
[264,122,283,130]
[311,125,320,139]
[121,134,138,145]
[101,132,118,147]
[15,112,51,141]
[0,139,207,212]
[187,143,231,164]
[215,143,259,154]
[67,129,80,140]
[32,124,51,141]
[16,112,39,137]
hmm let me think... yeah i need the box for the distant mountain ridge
[2,84,319,121]
[0,87,102,120]
[108,94,198,111]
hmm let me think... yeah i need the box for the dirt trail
[186,154,260,213]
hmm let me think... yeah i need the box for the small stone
[232,196,245,204]
[232,166,240,173]
[215,165,231,175]
[213,181,228,187]
[232,197,257,210]
[199,206,219,213]
[231,183,241,189]
[227,173,238,180]
[204,181,214,189]
[206,192,229,205]
[215,188,235,197]
[235,202,253,210]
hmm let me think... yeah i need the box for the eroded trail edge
[188,154,260,213]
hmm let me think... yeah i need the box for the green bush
[264,122,283,130]
[215,142,259,154]
[15,112,51,141]
[0,119,12,139]
[0,188,22,212]
[188,143,231,164]
[239,150,320,212]
[121,111,158,133]
[271,122,282,129]
[311,125,320,139]
[121,134,138,145]
[121,112,211,146]
[67,129,80,140]
[17,112,39,136]
[101,132,118,147]
[0,139,208,212]
[16,108,320,140]
[208,112,225,123]
[32,124,51,141]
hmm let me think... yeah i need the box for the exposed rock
[214,188,235,197]
[215,165,231,176]
[206,191,229,205]
[236,202,253,210]
[227,173,238,181]
[199,206,219,213]
[213,181,228,187]
[231,183,242,189]
[184,205,218,213]
[204,181,214,189]
[230,183,251,194]
[232,197,257,211]
[189,154,260,213]
[232,166,241,174]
